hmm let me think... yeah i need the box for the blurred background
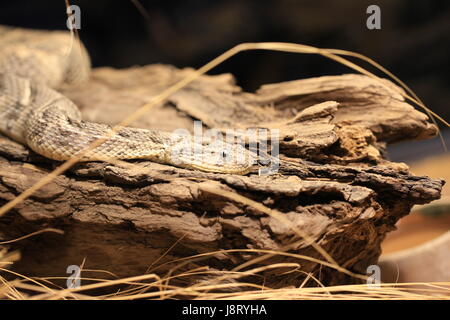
[0,0,449,257]
[0,0,448,114]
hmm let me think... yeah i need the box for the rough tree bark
[0,65,444,288]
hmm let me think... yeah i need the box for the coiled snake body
[0,26,256,174]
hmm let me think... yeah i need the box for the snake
[0,25,257,174]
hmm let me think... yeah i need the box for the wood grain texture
[0,65,444,288]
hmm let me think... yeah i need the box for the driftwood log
[0,65,444,288]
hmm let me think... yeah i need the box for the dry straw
[1,1,449,300]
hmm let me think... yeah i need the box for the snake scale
[0,25,257,174]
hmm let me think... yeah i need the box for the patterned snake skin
[0,25,256,174]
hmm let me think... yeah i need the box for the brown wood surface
[0,65,444,288]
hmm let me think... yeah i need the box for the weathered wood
[0,65,444,288]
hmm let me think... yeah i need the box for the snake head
[167,133,258,174]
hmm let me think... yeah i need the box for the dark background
[0,0,449,160]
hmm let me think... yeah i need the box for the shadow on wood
[0,65,444,289]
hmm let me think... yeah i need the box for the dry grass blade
[2,269,449,300]
[0,40,446,218]
[199,184,367,282]
[1,10,448,300]
[0,228,64,244]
